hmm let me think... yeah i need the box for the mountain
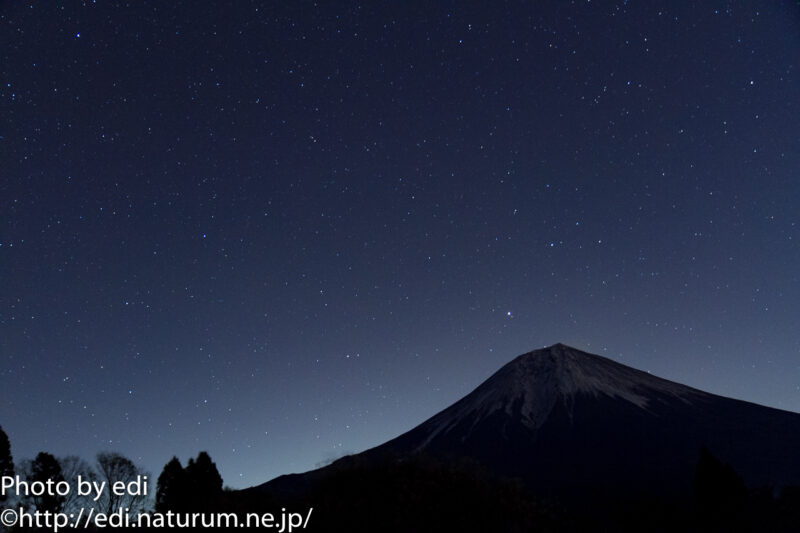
[254,343,800,501]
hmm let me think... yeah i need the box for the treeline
[235,451,558,533]
[4,423,800,532]
[550,445,800,533]
[2,450,149,517]
[241,448,800,533]
[0,425,227,531]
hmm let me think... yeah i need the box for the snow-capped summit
[501,343,700,408]
[409,343,707,450]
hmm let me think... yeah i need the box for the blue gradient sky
[2,1,799,488]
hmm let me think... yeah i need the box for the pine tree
[184,451,223,511]
[186,451,223,494]
[156,457,187,513]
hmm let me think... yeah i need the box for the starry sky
[1,1,799,489]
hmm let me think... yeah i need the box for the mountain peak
[408,344,705,450]
[549,342,572,350]
[503,343,700,409]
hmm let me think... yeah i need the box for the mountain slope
[255,344,800,499]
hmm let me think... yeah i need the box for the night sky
[2,1,799,489]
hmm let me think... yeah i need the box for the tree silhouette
[0,425,12,505]
[295,452,551,533]
[95,452,149,516]
[186,451,223,493]
[30,452,66,514]
[155,452,224,515]
[184,452,223,511]
[156,456,188,513]
[58,455,96,515]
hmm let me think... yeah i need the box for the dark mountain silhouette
[253,344,800,502]
[379,343,800,497]
[241,344,800,533]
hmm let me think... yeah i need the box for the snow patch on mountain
[414,343,705,448]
